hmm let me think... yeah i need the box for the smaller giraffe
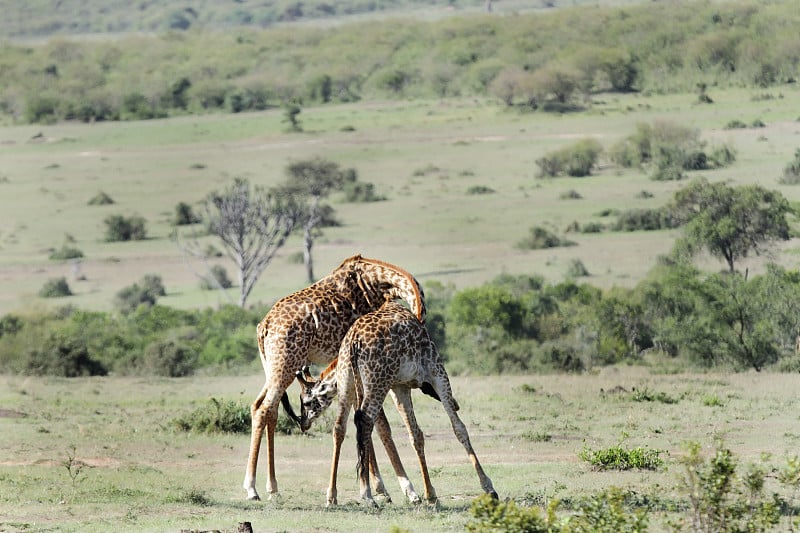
[297,301,497,506]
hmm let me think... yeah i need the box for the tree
[195,178,300,307]
[671,178,792,272]
[279,157,345,283]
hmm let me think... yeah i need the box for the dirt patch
[0,408,26,418]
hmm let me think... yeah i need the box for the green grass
[1,369,799,531]
[2,87,800,316]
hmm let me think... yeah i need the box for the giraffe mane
[318,357,338,382]
[339,254,425,322]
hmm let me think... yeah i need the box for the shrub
[560,189,582,200]
[580,222,605,233]
[39,277,72,298]
[24,330,107,377]
[724,119,747,129]
[779,149,800,185]
[572,488,649,533]
[104,214,147,241]
[114,275,165,313]
[173,202,200,225]
[536,138,603,178]
[467,493,558,533]
[467,185,495,195]
[173,398,250,433]
[49,245,84,261]
[200,265,233,290]
[87,191,114,205]
[342,173,386,202]
[672,441,781,532]
[142,339,196,377]
[612,208,680,232]
[517,226,575,250]
[580,443,666,470]
[566,258,590,278]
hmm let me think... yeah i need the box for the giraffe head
[334,254,426,322]
[296,363,337,432]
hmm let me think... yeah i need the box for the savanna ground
[2,87,800,317]
[1,368,798,532]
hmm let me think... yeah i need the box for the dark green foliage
[536,138,603,178]
[630,387,679,404]
[467,494,556,533]
[611,208,680,232]
[0,314,21,338]
[779,148,800,185]
[580,444,666,471]
[24,330,107,377]
[282,103,302,132]
[104,214,147,242]
[142,338,196,377]
[467,185,495,195]
[517,226,575,250]
[173,398,250,433]
[39,277,72,298]
[114,275,165,314]
[200,265,233,290]
[49,246,84,261]
[672,441,781,532]
[566,259,590,278]
[571,488,649,533]
[724,119,747,129]
[173,202,200,225]
[87,191,114,205]
[341,168,386,202]
[671,178,792,272]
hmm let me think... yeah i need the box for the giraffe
[296,300,497,507]
[243,254,426,501]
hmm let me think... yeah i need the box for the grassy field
[2,87,800,316]
[1,368,798,531]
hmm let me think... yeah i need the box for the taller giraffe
[243,254,425,501]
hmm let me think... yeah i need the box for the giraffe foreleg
[434,374,497,499]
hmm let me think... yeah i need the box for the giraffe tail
[354,408,368,480]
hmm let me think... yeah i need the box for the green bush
[580,443,666,471]
[114,275,165,313]
[87,191,114,205]
[173,201,200,225]
[779,149,800,185]
[173,397,250,433]
[104,214,147,241]
[467,494,558,533]
[672,441,781,532]
[39,277,72,298]
[142,338,197,377]
[517,226,575,250]
[49,245,84,261]
[611,208,680,232]
[200,265,233,290]
[467,185,495,195]
[536,138,603,178]
[566,258,590,278]
[24,330,107,377]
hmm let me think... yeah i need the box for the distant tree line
[1,1,798,124]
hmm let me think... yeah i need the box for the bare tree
[279,157,345,283]
[175,178,300,308]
